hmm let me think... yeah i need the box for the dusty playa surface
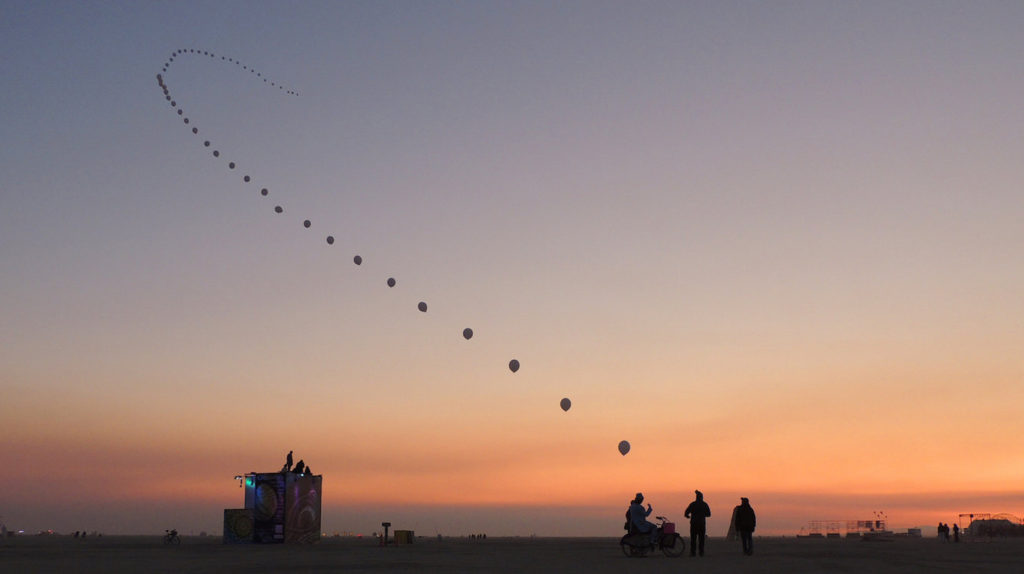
[3,535,1023,573]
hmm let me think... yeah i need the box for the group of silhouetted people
[938,522,959,542]
[626,490,756,556]
[281,450,312,475]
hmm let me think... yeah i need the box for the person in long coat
[733,497,756,555]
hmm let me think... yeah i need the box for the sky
[1,0,1023,537]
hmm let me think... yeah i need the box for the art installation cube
[225,471,322,544]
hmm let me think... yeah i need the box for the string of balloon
[155,49,630,457]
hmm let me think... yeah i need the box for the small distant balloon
[560,398,571,412]
[243,175,250,182]
[192,127,198,134]
[508,359,520,373]
[353,255,362,265]
[463,328,473,340]
[418,302,428,312]
[204,141,210,147]
[228,162,235,169]
[303,220,311,228]
[213,150,220,157]
[326,236,334,245]
[387,277,396,288]
[618,441,630,456]
[274,205,283,213]
[260,188,268,196]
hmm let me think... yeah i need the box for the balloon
[260,188,268,196]
[463,328,473,340]
[228,162,235,169]
[243,175,250,182]
[387,278,396,288]
[177,109,183,115]
[303,220,311,228]
[618,441,630,456]
[204,141,210,147]
[213,150,220,157]
[560,398,571,412]
[418,302,428,312]
[274,205,283,213]
[508,359,520,373]
[326,236,334,245]
[192,127,198,134]
[353,255,362,265]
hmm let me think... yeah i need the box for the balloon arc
[154,49,637,457]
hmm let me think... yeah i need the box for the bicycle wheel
[170,535,181,545]
[661,533,685,557]
[620,541,649,557]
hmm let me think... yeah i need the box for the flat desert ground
[4,535,1024,573]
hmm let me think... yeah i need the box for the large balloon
[618,440,630,456]
[508,359,520,373]
[463,328,473,340]
[560,398,571,412]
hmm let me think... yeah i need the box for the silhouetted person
[628,492,658,544]
[733,498,756,555]
[953,523,960,542]
[283,450,293,472]
[294,459,305,474]
[685,490,711,556]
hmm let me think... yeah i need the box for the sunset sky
[2,1,1022,536]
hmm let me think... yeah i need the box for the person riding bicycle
[627,492,659,544]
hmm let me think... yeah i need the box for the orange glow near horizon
[3,2,1024,538]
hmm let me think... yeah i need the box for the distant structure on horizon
[960,513,1024,537]
[798,512,894,540]
[224,467,322,545]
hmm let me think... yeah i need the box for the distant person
[684,490,711,557]
[294,460,305,474]
[628,492,658,544]
[283,450,293,472]
[953,523,960,542]
[733,497,756,555]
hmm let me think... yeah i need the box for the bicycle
[620,516,685,557]
[164,529,180,545]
